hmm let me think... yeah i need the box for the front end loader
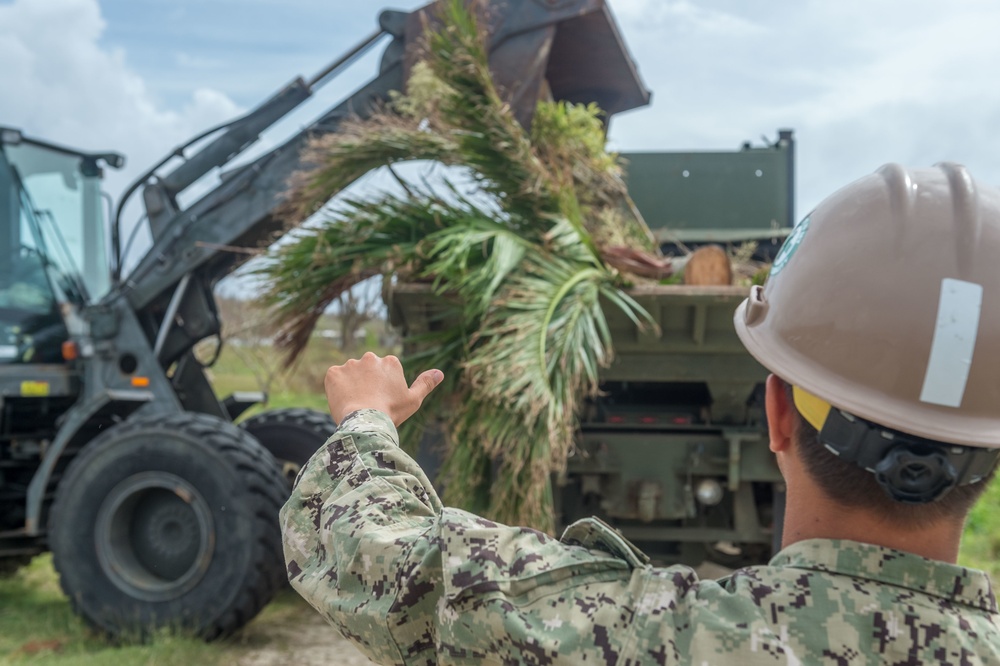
[0,0,648,638]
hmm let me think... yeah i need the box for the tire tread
[49,412,287,640]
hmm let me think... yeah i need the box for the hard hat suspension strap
[815,408,1000,504]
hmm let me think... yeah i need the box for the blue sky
[97,0,389,106]
[4,0,1000,229]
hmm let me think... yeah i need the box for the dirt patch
[236,606,375,666]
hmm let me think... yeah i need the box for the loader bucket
[403,0,650,127]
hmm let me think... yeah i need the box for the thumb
[409,369,444,404]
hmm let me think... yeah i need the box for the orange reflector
[131,376,151,388]
[61,341,79,361]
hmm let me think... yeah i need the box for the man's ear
[765,374,797,454]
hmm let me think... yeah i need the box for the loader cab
[0,128,122,364]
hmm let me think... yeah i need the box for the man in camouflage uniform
[282,163,1000,664]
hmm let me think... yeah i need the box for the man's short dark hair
[781,380,996,527]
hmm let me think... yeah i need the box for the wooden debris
[683,245,733,286]
[601,246,673,280]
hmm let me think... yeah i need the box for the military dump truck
[388,132,795,567]
[0,0,649,638]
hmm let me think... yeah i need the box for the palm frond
[260,192,480,359]
[453,232,651,530]
[283,119,462,222]
[260,0,659,532]
[424,0,562,224]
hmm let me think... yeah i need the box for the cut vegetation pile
[259,0,663,531]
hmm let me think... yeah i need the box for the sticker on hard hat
[920,278,983,408]
[770,215,811,278]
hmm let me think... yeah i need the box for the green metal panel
[622,130,794,245]
[389,283,768,423]
[562,429,779,547]
[599,285,768,422]
[605,286,752,354]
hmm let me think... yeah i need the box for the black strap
[817,409,1000,504]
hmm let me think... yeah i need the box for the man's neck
[781,483,963,563]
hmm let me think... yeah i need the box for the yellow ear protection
[791,386,831,431]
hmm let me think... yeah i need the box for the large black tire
[48,413,287,640]
[240,408,336,487]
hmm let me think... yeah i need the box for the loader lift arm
[118,0,649,376]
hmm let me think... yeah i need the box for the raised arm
[280,354,661,664]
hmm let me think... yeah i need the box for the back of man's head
[735,163,1000,525]
[779,378,996,528]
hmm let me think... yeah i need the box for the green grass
[959,474,1000,582]
[0,555,320,665]
[0,555,220,665]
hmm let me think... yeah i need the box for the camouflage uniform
[281,409,1000,665]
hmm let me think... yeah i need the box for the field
[1,334,998,664]
[202,316,393,417]
[0,554,374,666]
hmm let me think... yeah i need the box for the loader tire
[49,413,287,640]
[240,408,336,486]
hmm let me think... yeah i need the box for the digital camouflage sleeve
[280,409,1000,665]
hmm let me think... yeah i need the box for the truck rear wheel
[240,408,336,486]
[48,413,286,640]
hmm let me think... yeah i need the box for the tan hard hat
[735,162,1000,449]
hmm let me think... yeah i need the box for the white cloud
[174,52,228,70]
[7,0,1000,228]
[785,5,1000,121]
[613,0,764,36]
[0,0,241,198]
[609,0,1000,212]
